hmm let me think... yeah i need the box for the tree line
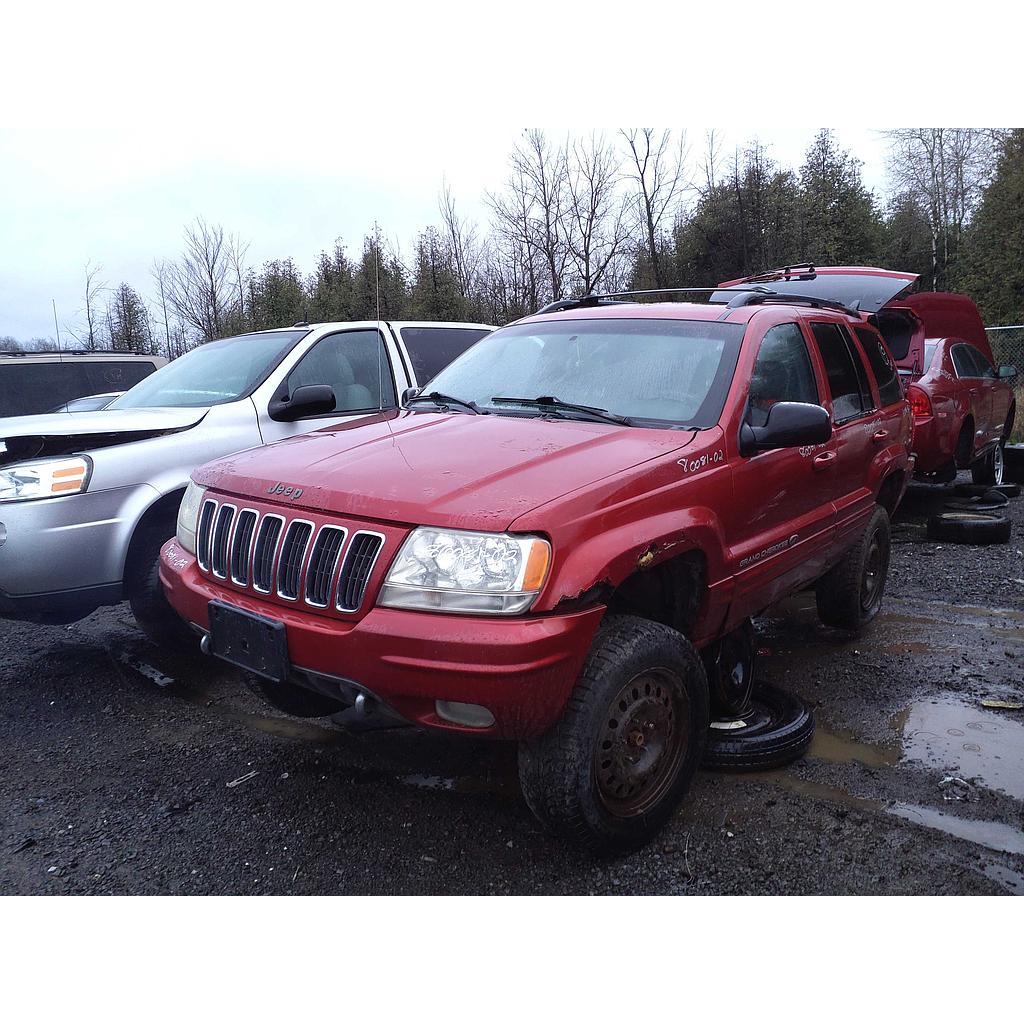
[5,128,1021,356]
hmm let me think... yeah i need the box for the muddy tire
[971,442,1005,486]
[703,686,814,772]
[815,506,890,632]
[702,618,756,719]
[518,615,708,854]
[127,529,197,649]
[926,511,1012,545]
[244,673,347,718]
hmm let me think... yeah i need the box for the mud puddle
[764,773,1024,863]
[813,698,1024,803]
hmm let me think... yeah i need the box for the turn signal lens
[907,385,932,418]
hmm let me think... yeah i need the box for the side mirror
[998,365,1018,379]
[401,386,422,406]
[269,384,336,422]
[740,401,832,455]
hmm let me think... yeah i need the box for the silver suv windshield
[421,318,744,428]
[109,331,307,409]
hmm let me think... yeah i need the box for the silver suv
[0,320,492,639]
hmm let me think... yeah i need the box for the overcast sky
[0,124,895,343]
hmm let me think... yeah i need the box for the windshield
[421,318,744,427]
[109,331,307,409]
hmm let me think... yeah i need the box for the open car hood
[716,266,919,314]
[891,292,990,351]
[0,406,208,465]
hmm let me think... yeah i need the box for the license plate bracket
[208,601,289,683]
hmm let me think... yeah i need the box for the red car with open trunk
[719,267,1018,484]
[160,290,913,850]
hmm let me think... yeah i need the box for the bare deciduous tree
[488,130,571,303]
[439,182,482,303]
[885,128,996,288]
[166,218,240,342]
[621,129,690,288]
[69,260,107,350]
[565,134,630,294]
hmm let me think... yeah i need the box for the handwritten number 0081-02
[677,449,725,474]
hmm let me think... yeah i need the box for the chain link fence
[986,326,1024,443]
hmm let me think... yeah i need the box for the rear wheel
[815,506,891,632]
[518,615,708,854]
[971,442,1005,486]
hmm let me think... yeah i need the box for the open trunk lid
[717,266,919,314]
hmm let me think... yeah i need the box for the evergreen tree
[108,283,154,353]
[408,227,468,320]
[958,129,1024,323]
[798,130,884,264]
[307,242,356,322]
[246,259,306,330]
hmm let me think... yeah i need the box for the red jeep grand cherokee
[161,289,912,851]
[720,267,1017,484]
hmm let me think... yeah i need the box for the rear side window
[951,343,993,379]
[854,327,902,407]
[810,322,874,423]
[401,327,490,384]
[747,323,819,427]
[0,359,156,417]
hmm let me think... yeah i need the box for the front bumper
[160,538,605,739]
[0,483,159,620]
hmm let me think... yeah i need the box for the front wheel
[518,615,708,854]
[815,506,891,632]
[128,529,196,649]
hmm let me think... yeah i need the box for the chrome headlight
[176,480,204,555]
[0,456,91,502]
[379,527,551,615]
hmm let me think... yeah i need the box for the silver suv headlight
[378,527,551,615]
[0,456,91,502]
[176,480,205,555]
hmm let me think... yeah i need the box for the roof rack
[0,348,155,357]
[739,263,818,283]
[534,285,859,319]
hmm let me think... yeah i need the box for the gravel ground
[1,479,1022,895]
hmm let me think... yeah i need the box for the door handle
[872,430,888,443]
[812,451,838,471]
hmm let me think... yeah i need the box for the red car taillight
[907,385,932,418]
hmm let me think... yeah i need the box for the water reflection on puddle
[812,698,1024,803]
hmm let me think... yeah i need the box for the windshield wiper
[491,395,631,426]
[405,391,482,415]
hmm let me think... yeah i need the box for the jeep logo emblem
[267,482,304,500]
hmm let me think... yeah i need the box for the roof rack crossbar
[533,284,857,318]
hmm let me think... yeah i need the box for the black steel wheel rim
[860,532,884,613]
[595,668,688,818]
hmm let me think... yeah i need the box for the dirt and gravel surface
[2,480,1022,895]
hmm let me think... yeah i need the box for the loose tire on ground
[703,686,815,772]
[953,482,1021,499]
[815,505,891,632]
[244,673,347,718]
[127,528,197,649]
[518,614,709,854]
[944,491,1009,512]
[926,511,1012,545]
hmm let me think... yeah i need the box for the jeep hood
[0,407,207,465]
[197,411,697,531]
